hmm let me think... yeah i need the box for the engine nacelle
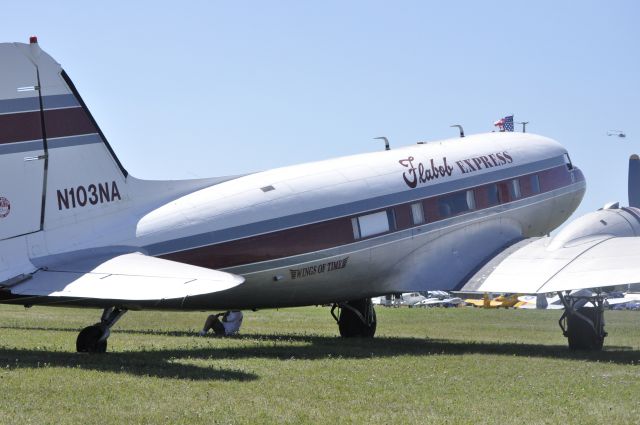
[548,206,640,250]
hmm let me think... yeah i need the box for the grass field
[0,305,638,424]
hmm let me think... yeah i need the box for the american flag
[503,115,514,132]
[494,115,514,132]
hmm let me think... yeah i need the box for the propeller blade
[629,154,640,207]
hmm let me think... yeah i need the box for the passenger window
[438,191,474,217]
[438,200,452,218]
[351,218,360,239]
[510,179,521,199]
[351,211,391,239]
[486,184,499,206]
[497,183,510,203]
[387,209,397,231]
[530,175,540,194]
[466,190,476,210]
[411,202,425,225]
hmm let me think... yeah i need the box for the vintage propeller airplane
[2,38,627,353]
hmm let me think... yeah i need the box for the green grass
[0,305,638,424]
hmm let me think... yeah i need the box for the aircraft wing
[4,252,243,305]
[604,293,640,306]
[417,299,447,306]
[473,235,640,294]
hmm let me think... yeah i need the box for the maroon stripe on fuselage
[164,217,355,269]
[0,107,97,145]
[162,164,581,270]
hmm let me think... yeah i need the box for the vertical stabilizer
[629,154,640,208]
[0,39,129,238]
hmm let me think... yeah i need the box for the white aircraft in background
[604,292,640,309]
[1,38,628,354]
[517,294,565,310]
[415,291,463,307]
[517,291,640,310]
[400,292,427,306]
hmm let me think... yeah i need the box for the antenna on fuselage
[450,124,465,138]
[516,121,529,133]
[374,136,390,151]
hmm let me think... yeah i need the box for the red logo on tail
[0,197,10,218]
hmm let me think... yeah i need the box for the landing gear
[331,298,377,337]
[76,307,127,353]
[558,291,607,350]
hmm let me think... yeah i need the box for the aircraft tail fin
[0,38,128,239]
[628,154,640,208]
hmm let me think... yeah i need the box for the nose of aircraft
[571,166,585,185]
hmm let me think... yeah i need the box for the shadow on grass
[1,326,638,379]
[0,345,259,381]
[0,324,201,338]
[219,333,640,365]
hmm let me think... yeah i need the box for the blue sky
[3,1,638,220]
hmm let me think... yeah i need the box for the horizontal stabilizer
[8,252,243,303]
[476,236,640,294]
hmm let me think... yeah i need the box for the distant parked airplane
[465,294,521,309]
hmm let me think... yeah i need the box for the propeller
[629,154,640,207]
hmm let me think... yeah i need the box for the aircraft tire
[338,299,377,338]
[76,325,108,353]
[566,307,604,351]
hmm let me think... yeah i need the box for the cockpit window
[563,153,574,170]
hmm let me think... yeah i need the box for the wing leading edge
[3,252,244,305]
[475,236,640,294]
[466,205,640,295]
